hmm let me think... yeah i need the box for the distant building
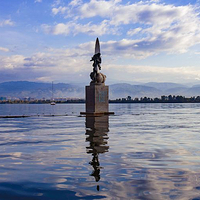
[28,97,35,101]
[127,96,132,101]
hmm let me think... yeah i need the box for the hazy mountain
[185,86,200,97]
[109,83,162,99]
[1,81,200,99]
[164,87,189,96]
[191,84,200,88]
[143,82,187,91]
[0,81,84,99]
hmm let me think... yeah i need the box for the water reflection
[1,104,200,199]
[85,115,109,190]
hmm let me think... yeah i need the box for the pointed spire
[95,38,100,54]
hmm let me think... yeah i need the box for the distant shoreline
[1,102,200,104]
[1,101,200,105]
[1,95,200,104]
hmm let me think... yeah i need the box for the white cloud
[46,1,200,58]
[52,6,68,15]
[35,0,42,3]
[3,0,200,83]
[0,19,14,27]
[127,28,142,36]
[0,55,25,70]
[149,0,160,2]
[42,20,117,36]
[1,42,200,83]
[99,38,181,59]
[0,46,91,82]
[69,0,82,7]
[104,64,200,83]
[78,0,120,18]
[52,0,61,7]
[42,23,71,35]
[0,47,9,52]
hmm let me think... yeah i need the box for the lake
[0,103,200,199]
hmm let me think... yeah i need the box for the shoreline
[1,101,200,104]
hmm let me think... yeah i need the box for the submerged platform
[0,114,69,118]
[80,112,114,116]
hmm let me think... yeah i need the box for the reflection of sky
[0,104,200,199]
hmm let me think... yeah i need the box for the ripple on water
[0,103,200,199]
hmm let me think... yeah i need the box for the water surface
[0,103,200,199]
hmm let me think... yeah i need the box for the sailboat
[50,81,56,105]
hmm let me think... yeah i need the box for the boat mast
[52,81,54,100]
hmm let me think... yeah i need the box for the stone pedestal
[86,83,108,114]
[80,83,114,115]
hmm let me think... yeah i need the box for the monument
[80,38,114,116]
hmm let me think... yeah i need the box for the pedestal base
[80,83,114,115]
[86,83,108,113]
[80,112,115,116]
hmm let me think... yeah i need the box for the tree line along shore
[1,95,200,104]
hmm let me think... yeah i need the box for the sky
[1,0,200,84]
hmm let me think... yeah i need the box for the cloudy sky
[1,0,200,84]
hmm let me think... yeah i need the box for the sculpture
[80,37,114,115]
[90,38,106,84]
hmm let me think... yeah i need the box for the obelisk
[80,38,114,116]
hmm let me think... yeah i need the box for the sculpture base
[80,83,114,116]
[80,112,114,116]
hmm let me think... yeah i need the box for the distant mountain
[109,83,162,99]
[143,82,187,91]
[185,86,200,97]
[1,81,200,99]
[0,81,84,99]
[164,87,188,96]
[191,84,200,88]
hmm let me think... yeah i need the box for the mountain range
[0,81,200,99]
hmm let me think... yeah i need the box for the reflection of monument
[85,115,109,190]
[80,38,114,116]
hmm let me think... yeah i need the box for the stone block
[86,84,108,114]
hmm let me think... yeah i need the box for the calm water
[0,103,200,200]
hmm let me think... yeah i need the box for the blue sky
[1,0,200,84]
